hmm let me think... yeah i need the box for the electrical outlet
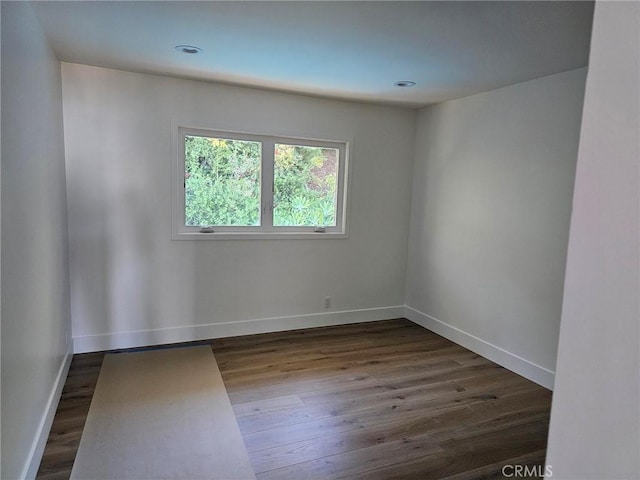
[323,296,331,309]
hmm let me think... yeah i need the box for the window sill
[172,231,348,241]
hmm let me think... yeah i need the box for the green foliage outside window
[274,144,337,227]
[184,135,338,228]
[185,135,261,226]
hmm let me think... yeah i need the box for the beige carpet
[70,346,256,480]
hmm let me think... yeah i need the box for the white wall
[545,2,639,478]
[61,64,416,352]
[405,68,587,388]
[1,3,72,478]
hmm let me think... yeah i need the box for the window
[173,127,348,239]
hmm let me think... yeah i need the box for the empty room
[1,1,638,479]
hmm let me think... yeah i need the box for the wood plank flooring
[37,319,552,479]
[37,352,105,480]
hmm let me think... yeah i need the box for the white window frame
[172,126,349,240]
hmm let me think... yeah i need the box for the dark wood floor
[37,319,552,479]
[37,351,105,479]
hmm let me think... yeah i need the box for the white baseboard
[72,305,554,389]
[73,306,405,354]
[22,342,74,480]
[404,306,555,390]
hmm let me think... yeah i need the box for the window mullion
[261,140,275,230]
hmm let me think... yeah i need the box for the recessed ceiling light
[394,81,416,87]
[175,45,203,54]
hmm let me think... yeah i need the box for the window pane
[273,144,339,227]
[184,135,261,226]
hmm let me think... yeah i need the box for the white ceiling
[32,1,594,108]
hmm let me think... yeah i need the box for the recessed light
[175,45,203,54]
[394,81,416,87]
